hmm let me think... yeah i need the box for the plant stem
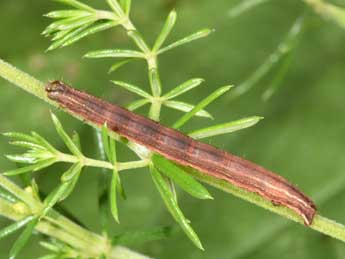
[0,174,152,259]
[2,0,345,249]
[108,2,163,121]
[303,0,345,30]
[187,167,345,243]
[1,57,345,246]
[57,152,149,171]
[0,59,51,104]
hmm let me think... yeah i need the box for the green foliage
[0,0,263,253]
[150,165,204,250]
[173,85,233,129]
[7,0,345,258]
[9,217,39,259]
[152,154,212,200]
[230,16,304,100]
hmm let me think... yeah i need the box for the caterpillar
[46,80,316,225]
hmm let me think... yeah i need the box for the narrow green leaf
[2,132,38,144]
[106,0,124,16]
[163,101,213,119]
[31,179,41,202]
[126,99,150,111]
[108,59,132,74]
[158,28,213,55]
[152,154,212,200]
[95,129,107,163]
[101,125,126,203]
[33,158,57,172]
[62,20,119,48]
[51,29,72,41]
[3,165,34,176]
[10,152,53,161]
[173,85,233,129]
[101,124,111,162]
[85,49,145,59]
[109,135,120,222]
[0,216,35,240]
[31,132,57,154]
[189,116,264,139]
[8,141,45,151]
[40,241,61,252]
[51,113,83,157]
[167,178,177,202]
[54,0,95,12]
[47,22,93,52]
[43,16,83,35]
[149,68,162,97]
[150,166,204,250]
[4,158,57,176]
[71,131,81,150]
[61,163,83,182]
[110,169,120,223]
[230,17,303,99]
[44,15,96,35]
[228,0,270,18]
[9,217,39,259]
[163,78,204,100]
[112,226,175,245]
[59,169,81,201]
[153,10,177,52]
[119,0,132,15]
[262,50,295,101]
[109,136,117,165]
[111,80,152,99]
[44,10,91,19]
[5,154,37,164]
[43,182,72,216]
[127,30,151,53]
[0,188,17,203]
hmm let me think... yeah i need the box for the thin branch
[186,167,345,243]
[0,175,152,259]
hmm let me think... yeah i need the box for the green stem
[187,167,345,243]
[0,174,40,212]
[115,12,163,121]
[57,152,149,171]
[0,59,51,104]
[303,0,345,29]
[89,5,164,121]
[0,175,152,259]
[2,57,345,246]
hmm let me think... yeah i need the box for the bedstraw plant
[1,0,345,258]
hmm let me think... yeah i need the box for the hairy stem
[187,167,345,242]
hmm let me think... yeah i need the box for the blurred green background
[1,0,345,258]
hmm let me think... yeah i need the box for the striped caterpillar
[46,81,316,225]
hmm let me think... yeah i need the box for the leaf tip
[256,116,264,121]
[195,239,205,251]
[205,193,214,200]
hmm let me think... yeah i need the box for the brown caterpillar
[46,80,316,225]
